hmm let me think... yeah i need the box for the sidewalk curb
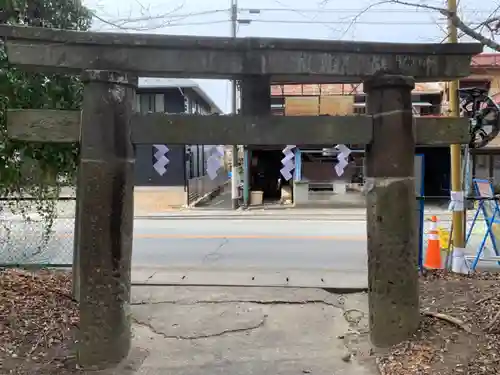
[1,209,458,221]
[131,266,368,289]
[133,216,368,221]
[1,215,369,221]
[1,214,460,221]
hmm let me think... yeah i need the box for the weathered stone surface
[7,109,469,146]
[364,74,420,348]
[415,116,470,145]
[0,25,481,82]
[134,113,372,145]
[76,71,137,369]
[365,179,419,347]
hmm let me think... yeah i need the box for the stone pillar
[240,75,271,206]
[364,74,420,348]
[76,71,136,369]
[240,75,271,115]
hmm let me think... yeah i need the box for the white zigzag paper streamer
[334,144,352,177]
[206,145,224,180]
[280,145,296,181]
[153,144,169,176]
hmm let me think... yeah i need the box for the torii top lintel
[0,25,483,83]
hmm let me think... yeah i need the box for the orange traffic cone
[424,216,442,269]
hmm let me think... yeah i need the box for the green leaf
[0,0,92,244]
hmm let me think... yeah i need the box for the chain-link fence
[0,198,75,267]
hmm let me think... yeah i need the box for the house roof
[471,53,500,68]
[138,78,222,113]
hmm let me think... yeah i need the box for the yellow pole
[447,0,465,265]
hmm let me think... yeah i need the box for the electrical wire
[91,9,229,30]
[92,4,498,33]
[246,19,482,26]
[239,7,497,14]
[110,20,488,31]
[94,6,497,29]
[94,19,229,31]
[114,18,491,28]
[111,9,229,23]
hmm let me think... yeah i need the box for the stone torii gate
[0,25,481,370]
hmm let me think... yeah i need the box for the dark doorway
[250,150,284,201]
[416,147,450,201]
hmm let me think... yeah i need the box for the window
[139,94,156,114]
[353,107,366,115]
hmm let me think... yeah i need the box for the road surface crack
[132,315,267,340]
[144,272,157,283]
[202,237,229,263]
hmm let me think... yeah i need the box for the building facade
[263,54,500,203]
[267,82,449,204]
[135,78,224,208]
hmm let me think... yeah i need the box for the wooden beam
[7,109,470,146]
[0,25,482,82]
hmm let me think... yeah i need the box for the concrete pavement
[108,285,377,375]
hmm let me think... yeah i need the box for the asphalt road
[132,218,367,270]
[3,216,497,286]
[0,218,367,272]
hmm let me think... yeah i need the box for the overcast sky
[83,0,498,112]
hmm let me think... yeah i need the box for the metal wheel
[459,87,500,149]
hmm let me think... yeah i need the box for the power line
[127,18,487,28]
[111,9,229,23]
[95,20,229,31]
[92,9,230,30]
[97,6,497,27]
[94,8,499,30]
[239,7,499,14]
[93,6,497,30]
[244,19,486,26]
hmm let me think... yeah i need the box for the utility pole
[230,0,239,210]
[447,0,466,271]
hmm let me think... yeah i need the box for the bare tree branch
[88,0,197,32]
[339,1,389,39]
[388,0,500,51]
[326,0,500,51]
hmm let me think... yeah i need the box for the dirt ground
[0,269,80,374]
[2,268,500,374]
[377,270,500,375]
